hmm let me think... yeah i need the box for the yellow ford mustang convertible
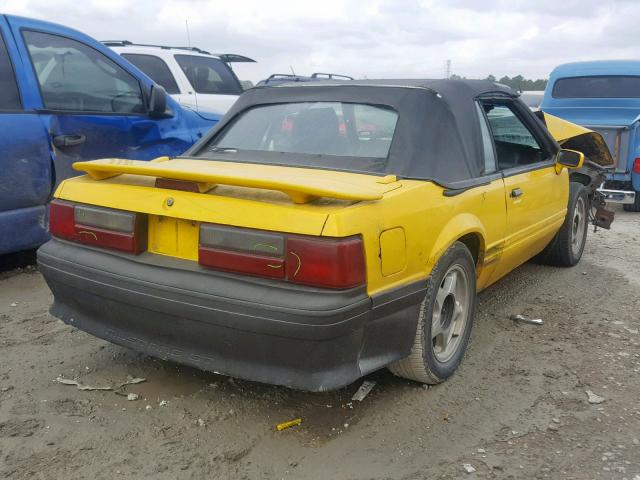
[38,80,614,391]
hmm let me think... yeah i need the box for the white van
[105,41,255,115]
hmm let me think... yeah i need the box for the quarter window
[0,33,21,110]
[482,102,546,169]
[121,54,180,94]
[24,31,144,114]
[475,102,496,174]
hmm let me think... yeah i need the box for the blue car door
[0,17,52,254]
[7,16,205,187]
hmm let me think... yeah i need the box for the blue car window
[0,32,21,110]
[23,31,144,114]
[121,53,180,95]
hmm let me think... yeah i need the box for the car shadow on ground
[0,249,36,275]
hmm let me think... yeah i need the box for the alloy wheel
[431,264,471,363]
[571,196,587,257]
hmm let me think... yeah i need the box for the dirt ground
[0,205,639,480]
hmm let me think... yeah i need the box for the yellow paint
[150,156,171,163]
[276,418,302,431]
[491,165,567,283]
[376,175,398,184]
[148,215,199,261]
[542,113,593,142]
[320,177,509,294]
[77,230,98,240]
[544,113,614,168]
[72,158,396,204]
[54,167,538,296]
[379,228,407,277]
[55,153,581,297]
[55,174,335,237]
[194,182,216,193]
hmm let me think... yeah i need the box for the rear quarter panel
[321,179,507,296]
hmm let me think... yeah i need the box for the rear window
[206,102,397,157]
[552,76,640,98]
[174,55,242,95]
[195,102,399,175]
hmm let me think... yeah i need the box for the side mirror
[148,85,168,117]
[556,149,585,169]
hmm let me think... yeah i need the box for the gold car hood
[541,112,615,168]
[73,157,400,204]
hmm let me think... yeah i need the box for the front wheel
[537,181,589,267]
[388,242,476,384]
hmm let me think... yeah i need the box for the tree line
[449,74,547,91]
[487,75,547,91]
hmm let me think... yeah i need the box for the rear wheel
[388,242,476,384]
[622,190,640,212]
[537,181,589,267]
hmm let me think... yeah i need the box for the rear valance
[73,158,397,204]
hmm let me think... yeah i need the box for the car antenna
[185,19,198,112]
[290,65,296,76]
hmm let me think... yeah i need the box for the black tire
[622,190,640,212]
[537,181,589,267]
[388,242,476,384]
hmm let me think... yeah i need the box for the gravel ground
[0,205,639,479]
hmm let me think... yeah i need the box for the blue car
[0,15,220,255]
[541,61,640,211]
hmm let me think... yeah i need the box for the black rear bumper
[37,240,424,391]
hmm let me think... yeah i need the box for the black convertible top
[188,79,526,185]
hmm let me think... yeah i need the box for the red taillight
[285,236,365,289]
[198,223,366,289]
[49,201,75,239]
[72,225,145,253]
[199,247,285,279]
[633,157,640,174]
[48,200,147,254]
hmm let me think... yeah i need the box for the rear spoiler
[72,158,393,204]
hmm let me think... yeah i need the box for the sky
[3,0,640,83]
